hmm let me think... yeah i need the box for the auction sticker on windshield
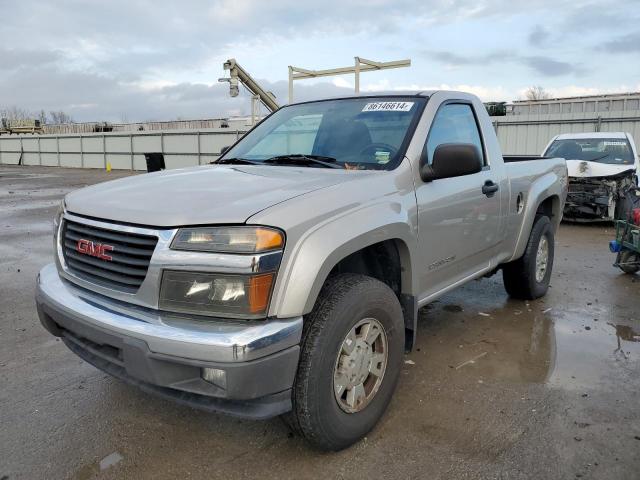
[362,102,414,112]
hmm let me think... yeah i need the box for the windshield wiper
[583,154,610,163]
[264,154,343,169]
[213,157,263,165]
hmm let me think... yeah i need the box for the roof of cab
[287,91,433,107]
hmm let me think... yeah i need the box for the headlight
[159,270,275,319]
[164,226,284,318]
[171,226,284,253]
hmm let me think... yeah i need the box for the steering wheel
[359,143,399,158]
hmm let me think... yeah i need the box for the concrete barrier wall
[0,129,248,170]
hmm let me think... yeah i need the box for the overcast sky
[1,0,639,122]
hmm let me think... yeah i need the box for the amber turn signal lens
[172,226,284,253]
[255,228,284,252]
[249,273,275,314]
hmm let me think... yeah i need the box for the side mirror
[220,145,231,156]
[420,143,483,182]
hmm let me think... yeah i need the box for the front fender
[269,202,417,318]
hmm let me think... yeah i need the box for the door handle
[482,180,499,197]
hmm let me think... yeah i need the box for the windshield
[544,138,635,165]
[220,97,426,170]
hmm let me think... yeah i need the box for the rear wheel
[286,273,404,451]
[619,250,640,274]
[503,215,554,299]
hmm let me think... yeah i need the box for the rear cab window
[423,103,486,167]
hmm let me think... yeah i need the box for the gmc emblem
[76,239,114,261]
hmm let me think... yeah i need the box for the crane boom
[221,59,279,112]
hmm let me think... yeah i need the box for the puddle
[0,199,59,212]
[0,172,59,180]
[443,304,463,313]
[99,451,123,470]
[416,289,555,384]
[75,451,124,480]
[548,315,640,391]
[0,188,70,198]
[415,265,639,390]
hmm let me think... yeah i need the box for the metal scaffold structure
[288,57,411,103]
[217,57,413,120]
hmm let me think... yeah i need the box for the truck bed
[498,155,567,263]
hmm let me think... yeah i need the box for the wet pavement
[1,165,639,480]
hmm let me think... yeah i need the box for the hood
[566,159,636,179]
[65,165,365,227]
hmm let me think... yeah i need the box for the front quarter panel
[247,161,419,318]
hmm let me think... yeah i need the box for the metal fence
[492,111,640,155]
[3,111,640,169]
[0,128,249,170]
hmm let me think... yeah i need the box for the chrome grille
[61,219,158,293]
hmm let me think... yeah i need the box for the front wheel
[503,215,554,299]
[286,274,405,451]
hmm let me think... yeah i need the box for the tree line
[1,106,74,124]
[2,87,551,126]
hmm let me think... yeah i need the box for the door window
[423,103,485,166]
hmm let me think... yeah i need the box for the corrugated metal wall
[492,111,640,155]
[3,112,640,169]
[0,129,248,170]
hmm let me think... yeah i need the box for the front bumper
[36,263,302,419]
[563,174,636,222]
[564,177,615,221]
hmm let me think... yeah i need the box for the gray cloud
[527,25,549,46]
[0,48,62,71]
[0,56,352,122]
[523,56,576,76]
[599,32,640,53]
[426,49,582,77]
[0,1,592,81]
[0,0,635,121]
[564,4,640,32]
[427,50,508,66]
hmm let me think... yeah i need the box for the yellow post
[106,162,112,172]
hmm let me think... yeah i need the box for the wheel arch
[270,221,418,350]
[536,194,562,231]
[324,237,418,351]
[510,169,565,262]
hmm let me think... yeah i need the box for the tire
[619,250,640,274]
[503,215,554,300]
[285,273,405,451]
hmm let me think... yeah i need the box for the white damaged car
[543,132,639,222]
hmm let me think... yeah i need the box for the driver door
[415,102,502,300]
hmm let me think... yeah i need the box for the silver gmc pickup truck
[36,91,567,451]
